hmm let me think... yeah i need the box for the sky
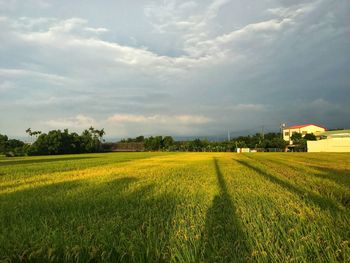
[0,0,349,139]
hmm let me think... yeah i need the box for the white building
[283,124,326,145]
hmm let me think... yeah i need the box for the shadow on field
[304,166,350,188]
[198,158,250,262]
[237,159,342,212]
[256,158,350,208]
[0,156,98,166]
[261,157,350,189]
[1,176,178,262]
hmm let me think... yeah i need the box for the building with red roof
[283,124,326,145]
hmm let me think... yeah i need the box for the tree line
[118,132,289,152]
[0,127,105,157]
[0,134,25,157]
[1,128,317,156]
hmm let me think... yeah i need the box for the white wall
[307,138,350,152]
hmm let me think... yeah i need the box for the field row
[1,152,349,262]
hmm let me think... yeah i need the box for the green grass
[0,152,349,262]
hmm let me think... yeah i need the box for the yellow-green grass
[0,152,349,262]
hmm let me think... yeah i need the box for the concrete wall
[307,138,350,152]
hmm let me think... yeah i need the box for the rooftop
[284,124,327,130]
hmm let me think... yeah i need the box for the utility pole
[261,125,265,139]
[227,130,230,141]
[280,123,286,138]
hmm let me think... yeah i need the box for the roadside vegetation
[1,129,290,157]
[1,152,349,262]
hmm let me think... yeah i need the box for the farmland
[0,152,349,262]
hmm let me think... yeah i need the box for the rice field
[0,152,349,262]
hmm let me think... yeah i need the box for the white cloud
[107,114,211,124]
[0,81,16,92]
[107,114,151,123]
[267,0,320,18]
[175,115,211,124]
[0,1,319,77]
[0,0,51,11]
[46,115,96,129]
[84,27,109,34]
[233,104,267,111]
[206,0,231,20]
[42,113,212,138]
[4,15,232,77]
[178,1,198,10]
[0,68,68,82]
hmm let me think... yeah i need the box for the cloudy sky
[0,0,349,139]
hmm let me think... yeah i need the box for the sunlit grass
[0,152,349,262]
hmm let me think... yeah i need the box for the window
[284,131,289,136]
[292,131,297,135]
